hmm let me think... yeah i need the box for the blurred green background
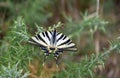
[0,0,120,78]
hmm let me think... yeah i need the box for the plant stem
[96,0,99,17]
[94,0,100,55]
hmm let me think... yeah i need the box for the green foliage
[110,37,120,53]
[55,45,117,78]
[35,21,62,34]
[0,16,117,78]
[115,42,120,53]
[64,13,108,38]
[0,17,34,71]
[0,63,29,78]
[0,0,119,78]
[19,0,52,25]
[3,0,52,25]
[48,22,63,31]
[0,17,63,77]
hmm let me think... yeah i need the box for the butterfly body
[29,29,77,65]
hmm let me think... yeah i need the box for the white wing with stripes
[29,30,77,51]
[56,32,77,51]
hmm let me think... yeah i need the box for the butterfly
[29,29,77,65]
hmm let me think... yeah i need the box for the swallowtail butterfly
[29,29,77,65]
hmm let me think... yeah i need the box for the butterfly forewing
[29,33,50,47]
[56,32,77,51]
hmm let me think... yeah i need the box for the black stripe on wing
[60,45,77,51]
[28,38,38,45]
[37,34,47,44]
[42,32,45,37]
[58,39,71,46]
[28,31,52,47]
[57,34,64,42]
[56,33,77,51]
[45,31,50,41]
[52,29,57,45]
[58,44,77,51]
[28,38,47,49]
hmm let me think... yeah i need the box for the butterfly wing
[56,32,77,51]
[28,31,52,48]
[29,30,77,65]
